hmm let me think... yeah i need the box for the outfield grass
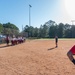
[28,38,75,40]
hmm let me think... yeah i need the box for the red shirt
[70,45,75,54]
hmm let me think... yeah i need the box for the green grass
[27,38,75,40]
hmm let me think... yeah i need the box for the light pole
[29,4,32,37]
[29,4,32,26]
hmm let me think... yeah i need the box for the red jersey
[70,45,75,54]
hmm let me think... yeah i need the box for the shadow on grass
[48,47,57,50]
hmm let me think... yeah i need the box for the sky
[0,0,75,31]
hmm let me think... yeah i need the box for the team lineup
[5,35,26,45]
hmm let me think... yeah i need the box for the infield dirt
[0,39,75,75]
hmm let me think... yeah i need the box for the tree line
[0,22,19,37]
[23,20,75,38]
[0,20,75,38]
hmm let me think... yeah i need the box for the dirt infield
[0,39,75,75]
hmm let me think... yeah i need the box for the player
[55,36,58,47]
[6,35,9,45]
[67,45,75,65]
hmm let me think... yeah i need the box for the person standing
[55,35,58,47]
[6,35,9,45]
[67,45,75,65]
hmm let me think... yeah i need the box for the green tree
[33,27,39,37]
[2,22,19,36]
[39,25,49,38]
[42,24,49,37]
[71,25,75,38]
[58,23,64,38]
[49,25,58,38]
[24,25,30,37]
[39,25,44,38]
[63,24,71,38]
[0,23,3,34]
